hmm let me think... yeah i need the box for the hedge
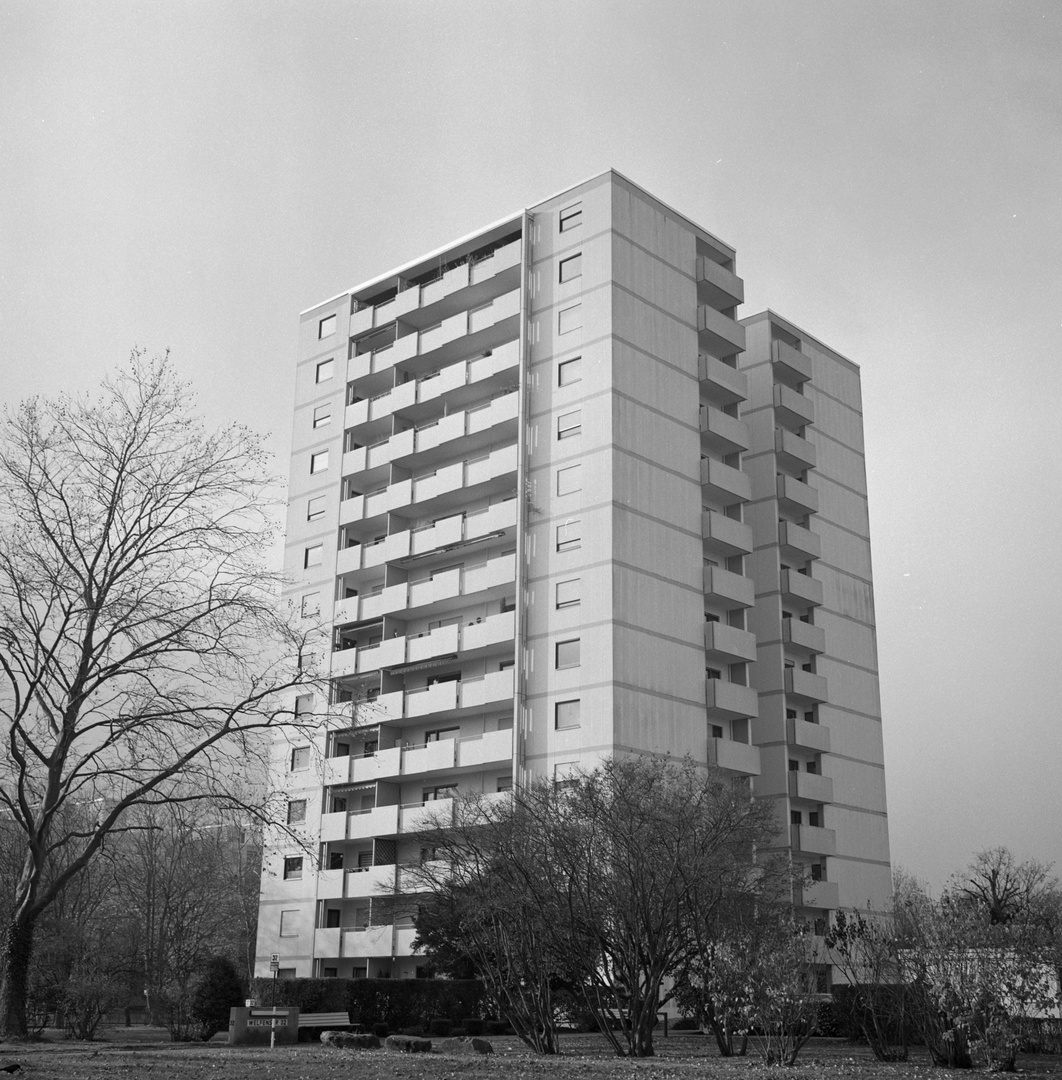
[249,977,488,1031]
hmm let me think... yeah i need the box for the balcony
[782,618,826,656]
[774,383,815,428]
[347,804,401,841]
[777,474,819,516]
[701,458,751,507]
[705,678,759,720]
[790,824,837,857]
[703,565,755,609]
[313,927,341,958]
[708,738,760,776]
[343,864,398,899]
[800,880,840,910]
[698,354,747,405]
[399,797,454,834]
[775,428,817,472]
[697,305,746,359]
[351,745,402,784]
[780,569,823,609]
[393,925,420,956]
[784,668,828,704]
[778,521,821,563]
[316,869,345,900]
[772,340,813,387]
[696,256,744,307]
[398,445,519,516]
[702,510,753,556]
[456,727,513,769]
[700,405,749,454]
[704,622,758,663]
[342,925,393,958]
[788,771,834,804]
[787,717,831,754]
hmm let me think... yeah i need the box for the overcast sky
[3,0,1060,891]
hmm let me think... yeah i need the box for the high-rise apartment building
[256,171,891,982]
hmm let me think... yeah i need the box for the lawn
[2,1032,1061,1080]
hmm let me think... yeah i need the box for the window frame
[558,356,582,386]
[304,544,323,568]
[559,203,582,232]
[557,409,581,440]
[318,314,337,339]
[555,700,581,730]
[556,519,581,553]
[559,252,583,283]
[555,638,581,670]
[307,495,327,521]
[558,303,582,335]
[286,799,307,825]
[312,403,332,428]
[557,463,582,496]
[290,746,310,771]
[310,449,329,475]
[555,578,581,609]
[315,358,334,383]
[282,856,304,880]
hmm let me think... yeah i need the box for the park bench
[297,1011,358,1032]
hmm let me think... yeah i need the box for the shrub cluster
[249,977,489,1032]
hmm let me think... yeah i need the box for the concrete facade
[256,171,891,983]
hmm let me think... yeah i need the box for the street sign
[269,952,280,972]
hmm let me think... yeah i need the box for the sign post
[269,953,281,1048]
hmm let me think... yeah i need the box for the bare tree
[0,354,315,1039]
[953,847,1058,927]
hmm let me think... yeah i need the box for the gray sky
[3,0,1060,890]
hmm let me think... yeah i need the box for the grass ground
[1,1031,1060,1080]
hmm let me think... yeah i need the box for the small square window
[287,799,307,825]
[559,253,583,283]
[300,592,320,618]
[304,544,323,568]
[556,520,581,552]
[307,495,327,521]
[323,966,338,978]
[294,695,313,718]
[558,304,582,335]
[556,638,581,669]
[556,578,580,608]
[559,203,582,232]
[711,725,724,739]
[310,449,329,474]
[557,409,581,439]
[557,464,581,496]
[497,775,513,793]
[279,909,299,936]
[290,746,310,770]
[313,404,332,428]
[558,357,582,386]
[315,358,334,383]
[283,856,303,880]
[319,314,337,339]
[790,811,802,826]
[555,700,581,729]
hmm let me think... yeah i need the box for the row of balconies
[334,552,515,627]
[336,501,517,580]
[324,728,513,788]
[313,924,418,960]
[331,610,516,680]
[375,667,515,722]
[348,290,521,383]
[339,444,518,527]
[350,241,521,338]
[320,788,510,845]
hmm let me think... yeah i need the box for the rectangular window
[294,694,313,718]
[557,409,581,439]
[555,638,581,669]
[304,544,323,568]
[556,520,581,552]
[558,356,582,386]
[557,464,581,496]
[426,727,460,743]
[307,495,327,521]
[319,314,337,339]
[300,592,320,618]
[555,578,580,608]
[423,785,458,802]
[558,304,582,335]
[711,724,724,739]
[497,775,513,792]
[790,811,802,825]
[313,404,331,428]
[315,358,334,383]
[279,909,299,936]
[310,449,329,474]
[283,856,303,880]
[559,253,583,283]
[555,700,581,729]
[323,967,338,978]
[286,799,307,825]
[290,746,310,771]
[559,203,582,232]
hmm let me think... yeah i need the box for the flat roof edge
[740,309,860,371]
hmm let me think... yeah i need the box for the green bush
[463,1017,485,1035]
[191,957,244,1041]
[485,1019,510,1036]
[249,976,487,1032]
[372,1022,389,1038]
[429,1017,452,1037]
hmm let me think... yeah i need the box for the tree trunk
[0,912,37,1040]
